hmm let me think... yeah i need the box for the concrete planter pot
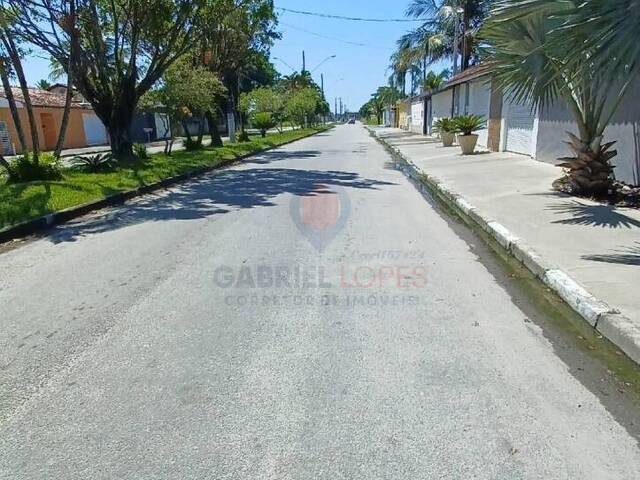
[457,134,479,155]
[441,132,455,147]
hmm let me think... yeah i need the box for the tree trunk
[53,0,76,159]
[54,75,74,158]
[182,120,193,145]
[0,60,27,154]
[554,133,616,196]
[206,111,223,147]
[196,114,205,146]
[2,32,40,162]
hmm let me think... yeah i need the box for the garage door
[466,80,491,148]
[504,98,536,156]
[431,90,452,124]
[82,113,108,146]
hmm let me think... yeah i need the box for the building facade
[421,65,640,186]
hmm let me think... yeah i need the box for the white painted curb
[369,126,640,366]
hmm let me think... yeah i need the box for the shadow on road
[48,167,395,243]
[244,150,322,164]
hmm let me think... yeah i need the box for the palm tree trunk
[1,31,40,163]
[0,59,27,154]
[53,74,74,158]
[54,1,76,159]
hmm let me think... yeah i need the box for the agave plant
[482,0,633,195]
[453,114,485,136]
[72,152,114,172]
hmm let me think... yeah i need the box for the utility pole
[302,50,306,73]
[335,97,338,118]
[321,73,324,96]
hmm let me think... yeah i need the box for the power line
[279,22,393,51]
[277,7,422,23]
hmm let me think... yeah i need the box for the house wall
[0,104,89,154]
[396,101,409,130]
[536,80,640,185]
[431,89,453,126]
[463,78,491,148]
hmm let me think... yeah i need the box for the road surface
[1,125,639,479]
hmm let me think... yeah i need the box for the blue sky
[21,1,442,111]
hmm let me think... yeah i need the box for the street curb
[0,127,331,244]
[367,126,640,366]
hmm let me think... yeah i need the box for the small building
[0,87,106,155]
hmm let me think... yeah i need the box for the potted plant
[453,114,486,155]
[432,118,457,147]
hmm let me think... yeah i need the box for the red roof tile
[1,87,92,109]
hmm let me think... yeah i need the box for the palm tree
[422,69,450,93]
[402,0,493,72]
[482,1,633,195]
[35,79,51,89]
[488,0,640,80]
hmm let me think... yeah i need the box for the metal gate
[504,98,536,156]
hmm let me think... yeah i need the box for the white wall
[431,90,453,129]
[536,83,640,185]
[464,79,491,148]
[410,99,424,134]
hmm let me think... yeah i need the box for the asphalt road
[1,125,639,479]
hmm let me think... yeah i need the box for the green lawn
[0,127,329,231]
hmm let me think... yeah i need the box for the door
[82,113,108,146]
[0,121,13,155]
[504,97,536,156]
[154,113,171,140]
[40,112,57,151]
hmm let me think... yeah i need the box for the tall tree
[9,0,209,158]
[200,0,278,145]
[401,0,493,72]
[0,13,40,162]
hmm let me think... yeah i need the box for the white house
[423,64,640,186]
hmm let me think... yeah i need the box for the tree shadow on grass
[48,168,395,243]
[0,182,59,229]
[582,242,640,266]
[547,201,640,229]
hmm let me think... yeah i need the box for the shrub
[432,118,456,134]
[252,112,277,137]
[8,154,62,183]
[133,142,148,159]
[452,114,486,136]
[237,130,250,142]
[184,137,203,151]
[71,152,115,172]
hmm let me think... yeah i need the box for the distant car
[347,119,356,124]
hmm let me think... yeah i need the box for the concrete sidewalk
[371,126,640,363]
